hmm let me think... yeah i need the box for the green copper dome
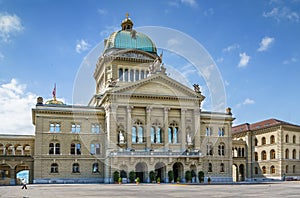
[105,30,157,53]
[104,14,157,54]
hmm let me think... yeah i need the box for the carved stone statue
[187,133,192,144]
[108,78,117,87]
[119,131,125,143]
[193,84,200,93]
[148,52,163,75]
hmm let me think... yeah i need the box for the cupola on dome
[104,13,157,54]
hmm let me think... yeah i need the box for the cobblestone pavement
[0,182,299,198]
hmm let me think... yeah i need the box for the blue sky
[0,0,300,135]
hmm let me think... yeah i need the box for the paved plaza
[0,182,299,198]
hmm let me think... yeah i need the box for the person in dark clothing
[21,178,27,189]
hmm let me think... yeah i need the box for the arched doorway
[173,162,184,182]
[135,162,147,183]
[15,164,30,184]
[190,164,197,183]
[0,164,11,185]
[239,164,245,181]
[232,164,238,182]
[155,162,166,183]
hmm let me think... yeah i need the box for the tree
[113,171,120,183]
[198,171,204,183]
[129,171,136,183]
[149,171,156,183]
[168,170,174,183]
[185,170,192,183]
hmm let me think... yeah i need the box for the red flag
[52,83,56,98]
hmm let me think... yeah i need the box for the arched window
[49,143,60,155]
[270,149,276,159]
[141,70,145,79]
[285,134,289,143]
[90,144,95,155]
[285,149,289,159]
[206,143,213,156]
[293,165,296,173]
[218,143,225,156]
[135,70,139,81]
[132,126,137,143]
[254,167,258,174]
[132,120,144,143]
[262,166,266,174]
[130,69,134,82]
[92,163,99,173]
[71,143,81,155]
[124,69,129,81]
[208,163,212,172]
[71,124,81,133]
[293,135,296,143]
[241,148,245,157]
[270,165,275,174]
[119,68,123,81]
[292,149,296,159]
[286,165,289,173]
[151,126,162,144]
[261,150,267,160]
[220,163,224,172]
[72,163,80,173]
[51,163,58,173]
[261,137,266,145]
[254,138,258,146]
[168,121,178,144]
[270,135,275,144]
[254,152,258,161]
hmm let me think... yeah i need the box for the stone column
[245,131,252,181]
[181,108,186,151]
[10,168,16,185]
[194,108,201,150]
[146,106,152,149]
[164,108,170,151]
[104,104,116,183]
[127,106,132,149]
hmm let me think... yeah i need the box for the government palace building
[1,15,299,185]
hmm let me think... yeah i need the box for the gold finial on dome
[121,13,133,31]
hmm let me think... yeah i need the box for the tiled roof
[232,118,297,134]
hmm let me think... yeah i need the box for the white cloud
[97,8,108,15]
[204,8,214,16]
[223,43,240,52]
[243,98,255,105]
[181,0,198,7]
[75,39,90,54]
[0,79,37,135]
[236,98,255,108]
[258,36,274,52]
[283,57,297,64]
[238,52,250,68]
[0,13,24,42]
[263,7,299,22]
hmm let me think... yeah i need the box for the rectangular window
[206,127,212,136]
[91,124,100,133]
[71,124,81,133]
[50,123,61,132]
[218,127,225,137]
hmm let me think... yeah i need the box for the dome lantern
[121,13,133,31]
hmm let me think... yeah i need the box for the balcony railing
[110,150,202,157]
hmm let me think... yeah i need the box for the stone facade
[232,119,300,181]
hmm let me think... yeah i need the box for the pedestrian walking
[21,178,27,189]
